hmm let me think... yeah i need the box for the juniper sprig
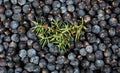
[31,18,86,51]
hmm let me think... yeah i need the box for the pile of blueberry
[0,0,120,73]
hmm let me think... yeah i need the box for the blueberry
[45,53,55,63]
[67,5,75,12]
[65,66,73,73]
[18,42,26,49]
[11,34,19,42]
[95,60,104,67]
[63,12,71,21]
[95,38,101,44]
[24,63,35,72]
[60,0,66,3]
[56,56,66,64]
[43,5,51,13]
[93,4,99,11]
[89,63,96,70]
[27,30,37,40]
[13,54,20,63]
[68,52,76,61]
[85,45,93,53]
[52,1,61,8]
[89,9,95,16]
[81,60,90,68]
[12,13,22,21]
[0,67,7,73]
[10,0,17,4]
[0,45,3,53]
[70,59,79,66]
[8,69,14,73]
[99,20,107,28]
[87,33,96,43]
[4,1,11,9]
[99,30,108,39]
[23,5,31,14]
[12,5,21,13]
[109,18,118,27]
[66,0,73,5]
[51,70,58,73]
[0,14,6,22]
[9,41,17,48]
[108,27,115,37]
[20,34,28,41]
[112,45,118,54]
[27,48,36,57]
[60,6,67,14]
[30,56,39,64]
[18,0,26,5]
[0,59,6,66]
[33,42,41,51]
[27,40,33,48]
[79,48,87,56]
[56,64,63,70]
[48,15,54,21]
[92,25,100,34]
[10,20,19,29]
[84,15,91,23]
[45,0,53,5]
[18,26,26,34]
[39,59,47,68]
[28,0,34,2]
[114,7,120,14]
[42,69,49,73]
[5,9,13,17]
[78,2,85,9]
[104,49,112,58]
[32,1,39,8]
[87,54,95,61]
[116,26,120,36]
[104,66,111,73]
[15,67,22,73]
[47,63,55,71]
[0,6,5,13]
[19,49,27,61]
[73,67,80,73]
[0,0,2,5]
[98,43,106,51]
[77,9,85,16]
[4,36,11,42]
[95,50,103,59]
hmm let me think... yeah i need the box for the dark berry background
[0,0,120,73]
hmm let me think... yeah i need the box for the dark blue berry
[27,48,36,57]
[30,56,39,64]
[11,34,19,42]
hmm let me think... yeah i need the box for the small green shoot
[31,18,86,51]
